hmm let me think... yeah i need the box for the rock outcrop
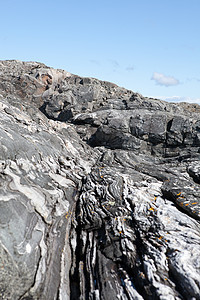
[0,60,200,300]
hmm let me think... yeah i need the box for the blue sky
[1,0,200,103]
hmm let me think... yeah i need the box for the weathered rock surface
[0,60,200,299]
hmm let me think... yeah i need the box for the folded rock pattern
[0,60,200,299]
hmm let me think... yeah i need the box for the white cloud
[151,72,180,87]
[156,95,200,104]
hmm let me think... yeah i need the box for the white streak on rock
[4,166,51,223]
[26,243,32,254]
[49,172,75,187]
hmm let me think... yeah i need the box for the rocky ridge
[0,60,200,300]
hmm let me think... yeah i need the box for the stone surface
[0,60,200,299]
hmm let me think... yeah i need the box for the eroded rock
[0,60,200,300]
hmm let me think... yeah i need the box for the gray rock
[0,60,200,299]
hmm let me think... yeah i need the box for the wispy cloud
[108,59,120,68]
[186,77,200,82]
[151,72,180,87]
[126,66,134,72]
[89,59,101,65]
[107,59,120,73]
[157,96,200,104]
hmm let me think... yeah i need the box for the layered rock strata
[0,60,200,300]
